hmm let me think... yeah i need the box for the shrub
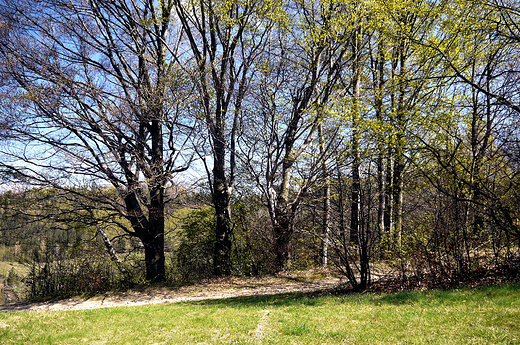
[174,204,272,280]
[175,207,215,281]
[6,267,20,286]
[24,253,127,299]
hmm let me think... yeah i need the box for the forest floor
[0,269,350,312]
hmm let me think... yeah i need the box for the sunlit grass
[0,261,28,278]
[1,284,519,344]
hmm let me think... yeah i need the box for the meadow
[0,283,519,344]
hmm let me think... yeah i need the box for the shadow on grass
[187,290,334,308]
[184,282,520,309]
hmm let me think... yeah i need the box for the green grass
[0,261,28,278]
[1,284,519,344]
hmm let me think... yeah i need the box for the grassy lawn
[0,283,519,344]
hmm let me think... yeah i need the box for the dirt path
[0,272,346,313]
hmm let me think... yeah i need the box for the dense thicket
[0,0,519,293]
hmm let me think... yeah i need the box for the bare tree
[173,0,268,275]
[0,0,194,282]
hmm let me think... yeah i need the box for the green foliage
[230,199,272,276]
[173,200,274,281]
[0,0,519,297]
[175,207,216,280]
[6,267,19,286]
[0,246,15,262]
[0,188,99,266]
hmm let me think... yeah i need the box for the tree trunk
[319,123,330,266]
[143,231,166,282]
[384,151,394,243]
[273,216,292,271]
[350,24,362,245]
[375,38,386,241]
[146,113,167,282]
[377,145,385,240]
[96,223,133,288]
[393,143,404,249]
[212,136,233,276]
[270,102,302,271]
[124,190,166,283]
[272,164,293,272]
[393,37,407,250]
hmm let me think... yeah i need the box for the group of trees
[0,0,519,290]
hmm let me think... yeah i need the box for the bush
[175,207,216,281]
[24,254,127,299]
[231,201,272,276]
[6,267,20,286]
[174,204,272,281]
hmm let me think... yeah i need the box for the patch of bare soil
[0,269,346,313]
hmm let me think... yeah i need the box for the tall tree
[0,0,193,282]
[173,0,267,275]
[368,0,443,249]
[349,0,364,245]
[238,0,349,271]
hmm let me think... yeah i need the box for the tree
[0,0,194,282]
[411,0,520,272]
[238,0,350,271]
[173,0,269,276]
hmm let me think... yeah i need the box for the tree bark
[213,136,233,276]
[318,123,330,266]
[384,152,394,241]
[374,38,386,240]
[350,24,362,245]
[393,35,407,249]
[174,0,255,276]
